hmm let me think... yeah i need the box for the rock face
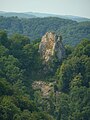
[32,81,53,97]
[39,32,65,63]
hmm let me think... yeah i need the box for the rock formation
[32,81,53,97]
[39,32,65,64]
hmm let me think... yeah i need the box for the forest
[0,29,90,120]
[0,16,90,46]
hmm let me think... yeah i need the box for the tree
[73,39,90,57]
[9,34,30,58]
[69,87,90,120]
[0,78,13,96]
[0,55,23,83]
[56,55,90,92]
[57,93,69,120]
[0,96,21,120]
[65,45,73,57]
[0,30,9,47]
[70,73,83,89]
[0,45,9,57]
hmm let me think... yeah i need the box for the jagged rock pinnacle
[39,32,65,63]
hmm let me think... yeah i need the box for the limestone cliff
[39,32,65,64]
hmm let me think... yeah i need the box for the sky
[0,0,90,18]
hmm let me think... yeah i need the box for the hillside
[0,16,90,46]
[26,12,90,22]
[0,30,90,120]
[0,11,90,22]
[0,11,36,18]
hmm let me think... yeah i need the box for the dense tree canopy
[0,16,90,46]
[0,30,90,120]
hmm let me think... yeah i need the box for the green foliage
[0,55,23,83]
[0,30,9,47]
[0,45,9,57]
[9,33,30,59]
[0,78,13,96]
[0,96,21,120]
[57,93,69,120]
[55,39,90,119]
[72,39,90,57]
[30,112,55,120]
[0,16,90,46]
[15,95,37,112]
[69,87,90,120]
[22,43,42,73]
[70,73,83,89]
[65,45,73,57]
[0,30,90,120]
[56,40,90,92]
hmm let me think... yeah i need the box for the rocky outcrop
[39,32,65,63]
[32,81,53,97]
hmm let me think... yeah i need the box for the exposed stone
[39,32,65,63]
[32,81,53,97]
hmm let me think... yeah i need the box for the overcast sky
[0,0,90,18]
